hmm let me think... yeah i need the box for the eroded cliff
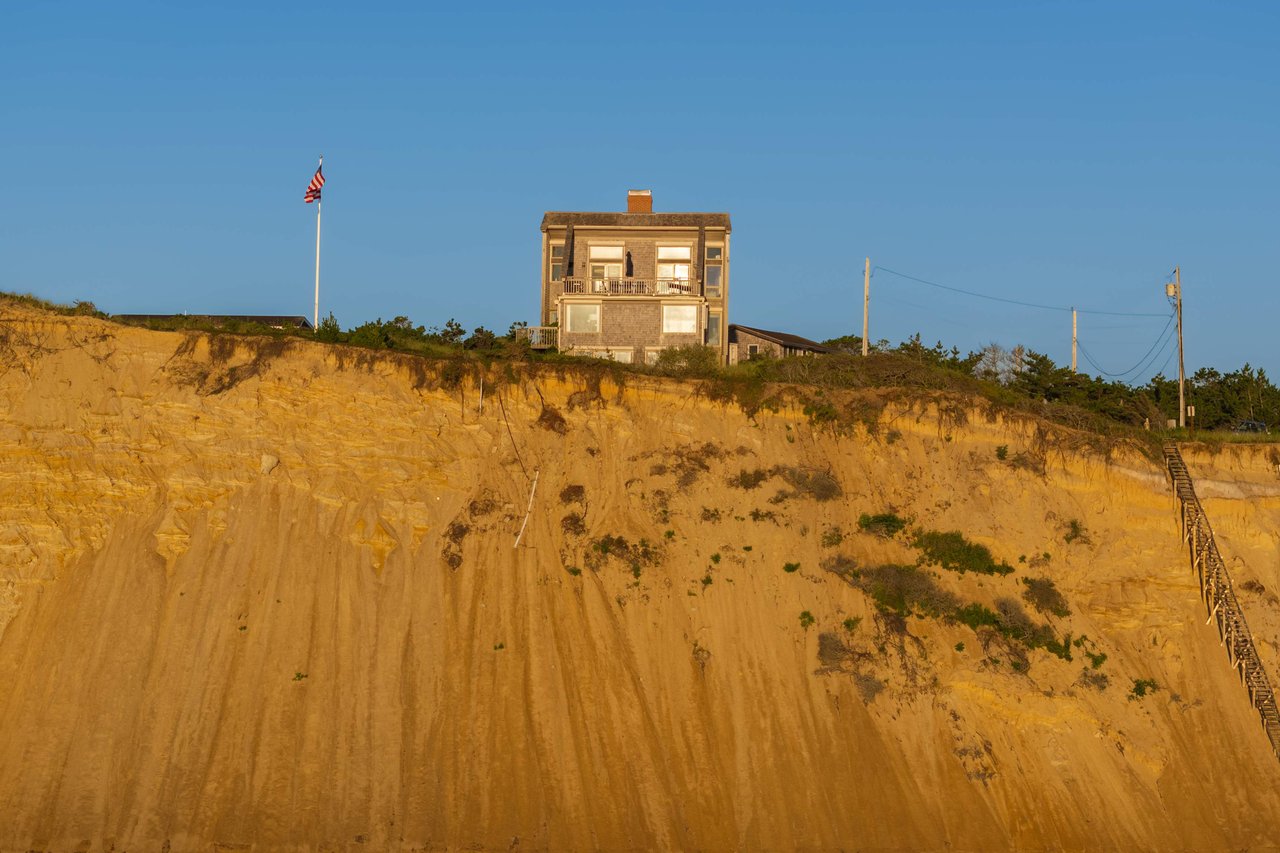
[2,302,1279,852]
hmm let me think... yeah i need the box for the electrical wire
[1076,311,1178,379]
[874,265,1173,318]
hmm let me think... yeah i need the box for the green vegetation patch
[857,512,907,538]
[912,530,1013,575]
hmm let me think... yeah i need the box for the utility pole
[1071,308,1078,373]
[862,257,870,357]
[1166,267,1185,428]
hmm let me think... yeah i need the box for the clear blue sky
[4,1,1276,381]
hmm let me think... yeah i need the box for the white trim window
[565,303,600,333]
[657,246,692,293]
[706,310,722,346]
[662,304,698,334]
[590,245,624,291]
[582,347,632,363]
[704,245,723,297]
[549,244,564,282]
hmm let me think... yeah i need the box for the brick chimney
[627,189,653,213]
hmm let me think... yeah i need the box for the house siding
[539,203,731,363]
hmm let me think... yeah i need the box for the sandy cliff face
[1,303,1279,852]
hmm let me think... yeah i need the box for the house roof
[729,324,832,353]
[541,212,731,230]
[116,314,315,330]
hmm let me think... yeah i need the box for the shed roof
[729,324,832,353]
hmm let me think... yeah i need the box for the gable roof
[729,324,832,353]
[541,212,731,230]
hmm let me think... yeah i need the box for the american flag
[304,165,325,203]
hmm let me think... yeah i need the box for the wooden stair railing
[1163,441,1280,758]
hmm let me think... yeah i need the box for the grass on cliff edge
[0,292,1198,450]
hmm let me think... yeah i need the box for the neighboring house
[116,314,314,331]
[728,324,831,364]
[526,190,731,364]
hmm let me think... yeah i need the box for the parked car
[1232,420,1269,434]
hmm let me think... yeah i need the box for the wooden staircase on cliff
[1163,441,1280,759]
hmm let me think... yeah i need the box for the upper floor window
[657,246,692,294]
[705,245,723,297]
[590,246,624,288]
[549,244,564,282]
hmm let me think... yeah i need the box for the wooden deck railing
[516,326,558,349]
[1163,442,1280,759]
[561,277,696,296]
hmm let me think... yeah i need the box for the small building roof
[541,211,731,230]
[729,324,832,353]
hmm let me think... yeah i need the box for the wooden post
[862,257,871,357]
[1175,267,1186,428]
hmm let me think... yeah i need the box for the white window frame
[589,245,625,291]
[565,303,600,333]
[549,243,564,282]
[662,304,699,334]
[706,310,722,346]
[704,244,724,297]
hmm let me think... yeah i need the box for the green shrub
[1064,519,1090,544]
[996,444,1009,460]
[821,526,844,548]
[710,552,721,564]
[954,642,965,652]
[799,611,816,629]
[783,562,801,574]
[1130,678,1160,699]
[858,512,907,538]
[843,617,862,633]
[912,530,1013,575]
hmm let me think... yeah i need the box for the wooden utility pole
[1071,308,1078,372]
[1175,266,1185,428]
[862,257,870,357]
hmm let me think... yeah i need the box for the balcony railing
[517,326,559,349]
[562,277,697,296]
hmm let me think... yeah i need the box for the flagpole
[313,154,322,329]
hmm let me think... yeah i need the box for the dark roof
[116,314,314,330]
[729,324,832,353]
[542,212,731,230]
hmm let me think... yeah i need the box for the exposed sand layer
[2,303,1279,852]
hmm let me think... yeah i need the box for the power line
[874,266,1172,318]
[1077,311,1178,379]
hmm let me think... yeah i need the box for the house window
[549,244,564,282]
[566,304,600,333]
[747,344,759,357]
[706,311,722,346]
[590,246,624,290]
[548,309,558,326]
[657,246,691,293]
[583,348,632,363]
[705,245,723,297]
[645,348,664,366]
[662,304,698,334]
